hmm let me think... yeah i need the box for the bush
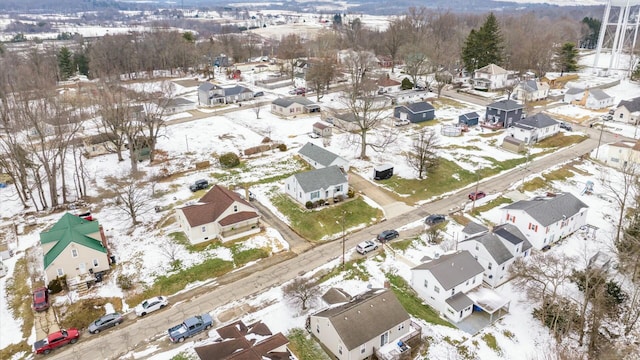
[278,143,287,151]
[117,273,134,290]
[262,137,271,143]
[305,201,313,209]
[347,188,355,198]
[401,77,414,90]
[48,276,66,294]
[219,152,240,168]
[314,200,324,208]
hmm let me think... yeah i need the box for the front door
[380,331,389,346]
[78,262,86,274]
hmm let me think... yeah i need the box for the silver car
[88,312,123,334]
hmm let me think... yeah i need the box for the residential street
[45,126,625,360]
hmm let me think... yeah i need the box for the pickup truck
[167,314,213,343]
[33,329,80,355]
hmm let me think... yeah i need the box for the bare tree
[383,18,406,73]
[283,277,321,311]
[106,175,152,226]
[400,47,430,88]
[252,103,262,119]
[600,162,637,244]
[432,71,453,98]
[305,54,336,101]
[136,81,173,163]
[277,34,305,82]
[425,226,442,245]
[405,129,439,179]
[158,237,185,271]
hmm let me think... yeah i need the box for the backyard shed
[373,164,394,180]
[459,112,480,126]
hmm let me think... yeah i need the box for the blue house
[485,99,524,128]
[393,101,435,123]
[459,112,479,126]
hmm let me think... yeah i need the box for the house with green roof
[40,213,110,283]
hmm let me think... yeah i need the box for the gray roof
[589,89,612,101]
[445,292,473,312]
[487,99,523,111]
[198,82,215,92]
[167,97,194,106]
[397,101,434,114]
[493,223,531,251]
[322,288,352,305]
[335,112,358,123]
[514,113,558,129]
[461,232,513,265]
[272,96,315,107]
[298,142,342,168]
[460,112,479,120]
[293,165,347,193]
[617,97,640,113]
[223,85,252,96]
[565,87,584,95]
[521,80,538,92]
[462,222,488,236]
[412,250,484,290]
[502,192,588,227]
[313,289,410,351]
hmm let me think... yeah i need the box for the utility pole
[595,120,605,159]
[337,210,347,270]
[471,173,479,212]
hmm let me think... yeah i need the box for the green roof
[40,213,106,269]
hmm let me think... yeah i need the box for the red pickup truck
[33,329,80,355]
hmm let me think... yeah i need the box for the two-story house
[613,97,640,124]
[198,83,254,106]
[484,99,524,128]
[411,250,485,323]
[458,223,532,287]
[393,101,435,124]
[514,80,550,102]
[500,192,588,249]
[508,113,560,145]
[472,64,509,91]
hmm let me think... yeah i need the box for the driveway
[349,172,414,219]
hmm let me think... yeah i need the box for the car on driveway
[88,313,124,334]
[394,119,410,126]
[425,214,446,226]
[32,287,50,312]
[135,296,169,317]
[33,329,79,355]
[559,122,573,131]
[377,230,399,243]
[356,240,378,255]
[189,179,209,192]
[469,191,486,201]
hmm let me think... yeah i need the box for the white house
[584,89,615,110]
[507,113,560,145]
[197,83,254,106]
[309,289,415,360]
[472,64,510,91]
[271,97,320,117]
[284,165,348,205]
[298,142,349,171]
[514,80,549,102]
[411,250,485,323]
[613,97,640,124]
[597,140,640,168]
[458,223,533,288]
[377,76,402,94]
[500,192,588,250]
[176,185,261,244]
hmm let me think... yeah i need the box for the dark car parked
[88,313,124,334]
[469,191,486,201]
[189,179,209,192]
[377,230,399,243]
[32,287,50,312]
[425,214,446,226]
[559,122,573,131]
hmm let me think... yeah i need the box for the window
[488,262,493,270]
[57,268,64,276]
[233,205,238,212]
[472,276,476,284]
[310,191,320,199]
[71,249,78,258]
[316,324,319,333]
[434,286,440,293]
[201,226,206,233]
[338,345,342,355]
[466,279,469,285]
[424,279,428,288]
[516,246,520,253]
[451,288,455,295]
[380,332,389,346]
[502,265,505,270]
[287,184,290,190]
[335,185,342,192]
[360,344,366,354]
[475,243,479,250]
[93,259,99,267]
[398,323,405,330]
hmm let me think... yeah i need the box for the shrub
[335,195,344,202]
[401,77,414,90]
[347,188,355,198]
[314,200,324,208]
[219,152,240,168]
[117,273,134,290]
[278,143,287,151]
[305,201,313,209]
[262,137,271,143]
[48,276,66,294]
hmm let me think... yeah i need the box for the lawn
[287,328,331,360]
[534,133,587,149]
[270,195,383,241]
[470,196,513,216]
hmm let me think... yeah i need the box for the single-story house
[312,121,332,138]
[411,250,485,323]
[298,142,349,171]
[284,165,348,205]
[508,113,560,144]
[377,77,402,94]
[458,223,532,287]
[500,192,588,250]
[198,83,254,106]
[613,97,640,124]
[194,320,290,360]
[563,87,585,103]
[594,140,640,169]
[458,112,480,126]
[271,97,320,117]
[40,213,111,285]
[390,90,426,105]
[333,112,361,132]
[472,64,509,91]
[514,80,550,102]
[82,133,121,158]
[164,97,196,115]
[176,185,261,244]
[309,288,418,360]
[484,99,524,128]
[393,101,435,123]
[566,88,615,110]
[355,95,392,109]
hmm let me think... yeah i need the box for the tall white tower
[593,0,640,72]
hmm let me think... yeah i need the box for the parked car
[468,191,486,201]
[253,91,264,97]
[32,287,50,312]
[425,214,446,226]
[356,240,378,255]
[135,296,169,317]
[542,245,552,252]
[377,230,399,243]
[308,132,320,139]
[559,122,573,131]
[189,179,209,192]
[33,329,80,355]
[88,313,124,334]
[168,314,213,343]
[394,119,410,126]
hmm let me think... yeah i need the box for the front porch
[219,222,261,242]
[375,321,422,360]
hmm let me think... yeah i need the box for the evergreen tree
[73,51,89,76]
[57,46,74,80]
[632,62,640,82]
[556,42,579,75]
[581,17,601,49]
[461,13,504,72]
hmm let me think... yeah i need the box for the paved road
[348,172,414,219]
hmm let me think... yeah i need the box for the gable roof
[396,101,435,114]
[617,97,640,112]
[476,63,508,75]
[313,289,409,350]
[588,88,612,101]
[492,223,531,250]
[521,80,538,92]
[462,222,488,237]
[223,85,252,96]
[514,113,558,129]
[198,82,215,92]
[460,112,479,120]
[502,192,588,227]
[378,77,401,87]
[461,232,513,265]
[292,165,348,193]
[40,213,105,269]
[298,142,343,168]
[322,287,352,305]
[487,99,523,111]
[565,87,584,95]
[180,185,259,227]
[412,250,484,290]
[272,96,315,107]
